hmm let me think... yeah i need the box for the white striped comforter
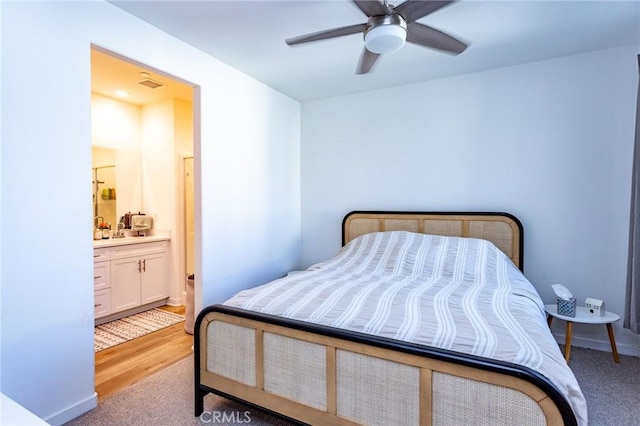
[224,231,587,424]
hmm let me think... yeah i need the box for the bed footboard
[195,305,576,426]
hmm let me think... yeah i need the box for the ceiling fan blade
[394,1,454,23]
[356,47,381,75]
[352,0,389,17]
[406,22,467,54]
[286,23,367,45]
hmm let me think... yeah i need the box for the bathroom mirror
[92,146,142,230]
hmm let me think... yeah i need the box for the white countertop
[93,234,170,248]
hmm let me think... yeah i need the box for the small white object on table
[544,304,620,363]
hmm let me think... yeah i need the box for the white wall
[173,99,194,300]
[140,99,181,302]
[0,1,301,424]
[91,93,141,150]
[301,45,639,355]
[175,99,194,156]
[140,99,175,230]
[92,94,143,222]
[0,0,4,392]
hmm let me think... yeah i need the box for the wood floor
[94,305,194,401]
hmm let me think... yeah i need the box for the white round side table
[544,304,620,363]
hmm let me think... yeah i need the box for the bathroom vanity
[93,236,170,324]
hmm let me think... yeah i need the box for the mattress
[224,230,588,425]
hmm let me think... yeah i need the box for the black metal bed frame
[194,211,576,425]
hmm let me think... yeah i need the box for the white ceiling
[91,48,193,105]
[110,0,640,103]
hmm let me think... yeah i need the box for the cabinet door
[111,257,142,313]
[141,251,169,304]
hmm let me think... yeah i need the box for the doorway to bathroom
[90,46,200,398]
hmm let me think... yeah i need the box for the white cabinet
[94,239,170,321]
[140,251,170,304]
[110,241,170,314]
[94,289,111,318]
[110,256,143,312]
[93,248,111,318]
[93,261,110,291]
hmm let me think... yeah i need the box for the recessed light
[115,89,129,97]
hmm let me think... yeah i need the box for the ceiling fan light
[364,24,407,54]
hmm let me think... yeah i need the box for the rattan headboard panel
[342,211,524,271]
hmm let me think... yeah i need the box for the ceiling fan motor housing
[364,13,408,54]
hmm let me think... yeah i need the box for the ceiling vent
[138,77,164,89]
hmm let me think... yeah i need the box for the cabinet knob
[94,275,101,279]
[94,303,102,308]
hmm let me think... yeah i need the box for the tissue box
[557,297,576,317]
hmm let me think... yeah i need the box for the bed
[195,211,587,425]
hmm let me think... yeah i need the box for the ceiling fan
[285,0,468,75]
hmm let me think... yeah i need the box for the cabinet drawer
[94,289,111,318]
[94,263,110,290]
[94,248,111,263]
[110,241,168,260]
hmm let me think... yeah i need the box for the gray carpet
[568,346,640,425]
[65,354,292,426]
[66,346,639,426]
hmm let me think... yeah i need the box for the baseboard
[551,332,640,357]
[167,295,184,306]
[45,392,97,426]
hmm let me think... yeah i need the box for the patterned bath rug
[95,308,184,352]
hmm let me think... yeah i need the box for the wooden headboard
[342,211,524,271]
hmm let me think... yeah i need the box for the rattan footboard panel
[207,320,256,386]
[432,372,546,425]
[264,333,327,410]
[195,306,575,426]
[336,349,420,425]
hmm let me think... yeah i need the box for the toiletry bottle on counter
[94,229,102,240]
[102,223,110,239]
